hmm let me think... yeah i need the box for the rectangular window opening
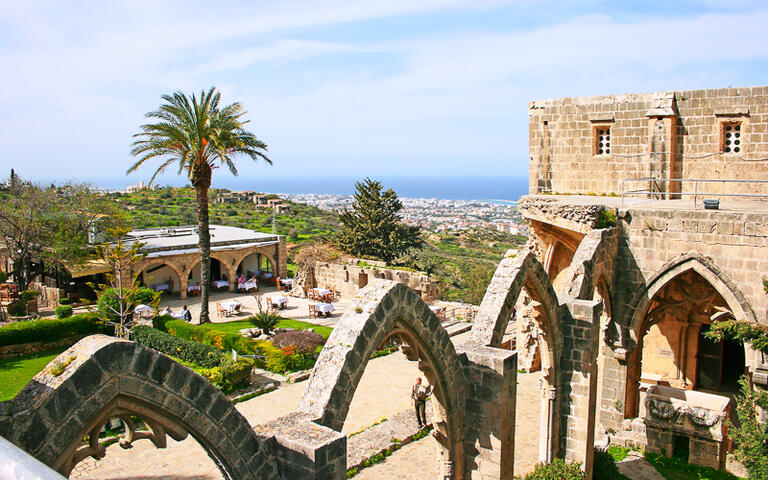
[594,127,611,155]
[723,122,742,154]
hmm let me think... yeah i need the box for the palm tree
[128,87,271,323]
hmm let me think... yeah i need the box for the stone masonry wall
[313,262,437,303]
[529,86,768,195]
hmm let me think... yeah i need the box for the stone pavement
[71,349,424,479]
[353,435,437,480]
[347,403,433,469]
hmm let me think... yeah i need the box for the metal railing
[620,178,768,207]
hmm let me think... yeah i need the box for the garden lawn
[0,347,68,401]
[208,318,333,339]
[643,453,744,480]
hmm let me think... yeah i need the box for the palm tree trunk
[194,174,212,323]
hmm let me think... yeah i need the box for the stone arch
[563,228,619,301]
[136,260,183,292]
[627,252,756,343]
[184,254,233,286]
[300,279,466,478]
[469,251,563,467]
[0,335,273,479]
[623,252,757,418]
[471,251,561,351]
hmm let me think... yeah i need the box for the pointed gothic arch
[300,280,466,479]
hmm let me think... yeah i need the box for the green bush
[523,459,585,480]
[97,287,158,322]
[131,326,222,368]
[54,305,73,319]
[0,313,109,346]
[251,311,281,335]
[152,315,173,332]
[197,356,254,393]
[58,298,70,305]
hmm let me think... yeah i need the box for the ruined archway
[624,252,756,419]
[470,251,563,471]
[0,336,274,479]
[137,260,183,295]
[300,280,466,479]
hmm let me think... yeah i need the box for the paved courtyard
[72,348,425,479]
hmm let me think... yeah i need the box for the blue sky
[2,0,768,188]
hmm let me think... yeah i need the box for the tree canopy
[337,178,423,263]
[128,87,271,322]
[0,179,125,289]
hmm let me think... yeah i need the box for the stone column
[277,236,288,278]
[255,412,347,479]
[460,343,517,480]
[562,298,602,479]
[646,113,679,197]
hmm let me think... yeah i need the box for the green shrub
[0,313,109,346]
[152,315,173,332]
[58,298,70,305]
[0,271,7,283]
[131,326,222,368]
[524,459,585,480]
[251,311,281,335]
[54,305,73,319]
[596,208,617,228]
[97,287,158,322]
[198,356,254,393]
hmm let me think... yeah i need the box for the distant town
[277,193,526,234]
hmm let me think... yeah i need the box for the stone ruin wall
[312,262,437,303]
[528,86,768,196]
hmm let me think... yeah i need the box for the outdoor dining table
[267,295,289,309]
[187,284,200,292]
[314,302,334,316]
[238,281,259,291]
[280,278,293,286]
[134,304,153,314]
[152,283,170,292]
[221,300,243,314]
[212,280,229,288]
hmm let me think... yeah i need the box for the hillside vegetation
[112,187,526,304]
[110,188,339,242]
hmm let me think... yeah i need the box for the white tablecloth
[212,280,229,288]
[221,300,242,312]
[263,273,274,279]
[429,305,441,312]
[280,278,293,286]
[267,295,288,307]
[238,281,259,290]
[134,304,153,314]
[310,288,332,296]
[187,285,200,292]
[152,283,170,292]
[314,302,334,314]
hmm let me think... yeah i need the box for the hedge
[0,313,111,347]
[131,326,222,368]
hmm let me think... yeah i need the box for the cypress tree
[338,178,423,263]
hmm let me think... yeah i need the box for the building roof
[122,225,280,255]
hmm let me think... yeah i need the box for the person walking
[181,305,192,322]
[411,377,432,428]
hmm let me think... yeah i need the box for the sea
[92,175,529,203]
